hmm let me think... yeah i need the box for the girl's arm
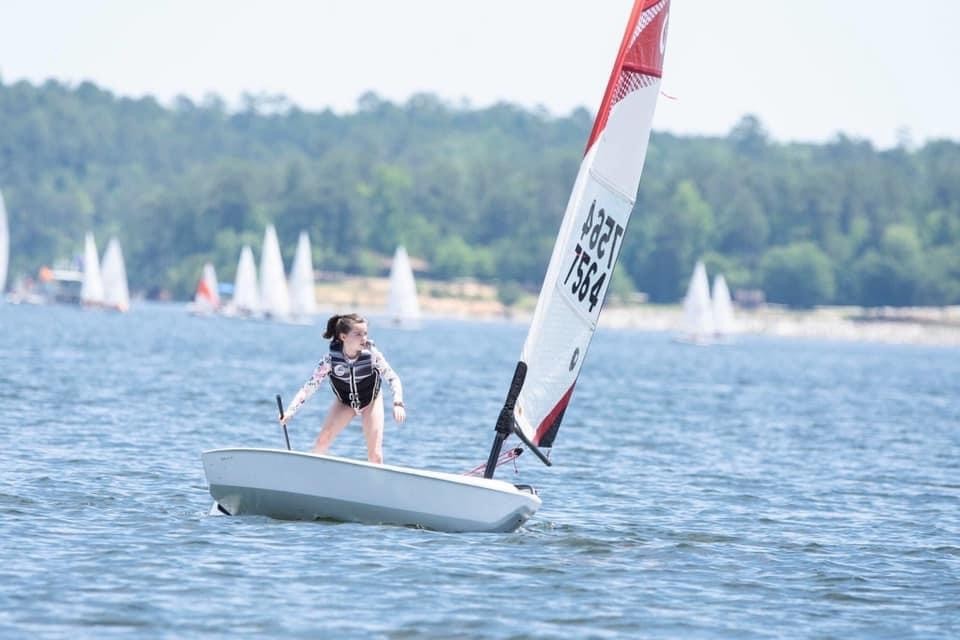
[371,346,403,405]
[282,356,331,423]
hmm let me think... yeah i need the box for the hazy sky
[2,0,958,149]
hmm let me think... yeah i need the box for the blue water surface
[1,302,958,638]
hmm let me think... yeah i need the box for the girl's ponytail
[323,313,366,340]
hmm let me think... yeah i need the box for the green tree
[431,235,475,279]
[729,114,769,158]
[641,180,714,302]
[3,77,960,305]
[496,281,524,307]
[918,244,960,304]
[760,242,836,308]
[849,224,924,306]
[717,187,768,255]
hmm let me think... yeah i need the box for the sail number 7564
[562,200,624,313]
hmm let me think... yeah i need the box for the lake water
[1,302,958,638]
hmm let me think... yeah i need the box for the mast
[483,362,552,479]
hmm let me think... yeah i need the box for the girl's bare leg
[361,395,385,464]
[312,400,356,454]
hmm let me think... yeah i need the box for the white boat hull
[202,448,541,533]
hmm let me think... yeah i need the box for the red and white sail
[515,0,670,448]
[194,262,221,311]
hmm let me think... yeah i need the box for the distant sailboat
[387,246,421,328]
[101,237,130,312]
[191,262,221,314]
[259,225,291,320]
[80,233,105,307]
[288,231,317,320]
[228,245,260,317]
[678,261,714,344]
[711,273,736,338]
[0,189,8,296]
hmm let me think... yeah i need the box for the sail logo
[569,348,580,372]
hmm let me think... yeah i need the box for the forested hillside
[2,78,958,306]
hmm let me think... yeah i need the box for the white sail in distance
[681,260,714,341]
[232,246,260,315]
[711,274,736,336]
[0,189,8,294]
[387,246,421,327]
[288,231,317,317]
[514,0,670,448]
[101,237,130,312]
[259,225,290,319]
[80,232,105,305]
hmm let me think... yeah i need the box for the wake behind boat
[203,448,540,533]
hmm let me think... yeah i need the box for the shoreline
[598,304,960,347]
[313,276,960,347]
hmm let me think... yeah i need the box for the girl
[280,313,405,463]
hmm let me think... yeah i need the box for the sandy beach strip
[313,276,960,347]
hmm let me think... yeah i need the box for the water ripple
[1,304,958,638]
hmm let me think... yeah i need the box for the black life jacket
[328,340,381,411]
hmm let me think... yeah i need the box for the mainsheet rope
[462,447,524,477]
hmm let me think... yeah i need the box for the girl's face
[340,321,369,354]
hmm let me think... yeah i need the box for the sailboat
[0,189,8,296]
[288,231,317,320]
[258,225,291,321]
[202,0,671,532]
[386,245,421,328]
[225,245,260,317]
[101,237,130,312]
[80,232,105,307]
[190,262,221,314]
[677,260,714,344]
[711,273,737,338]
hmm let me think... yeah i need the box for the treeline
[1,78,958,307]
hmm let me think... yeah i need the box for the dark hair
[323,313,366,340]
